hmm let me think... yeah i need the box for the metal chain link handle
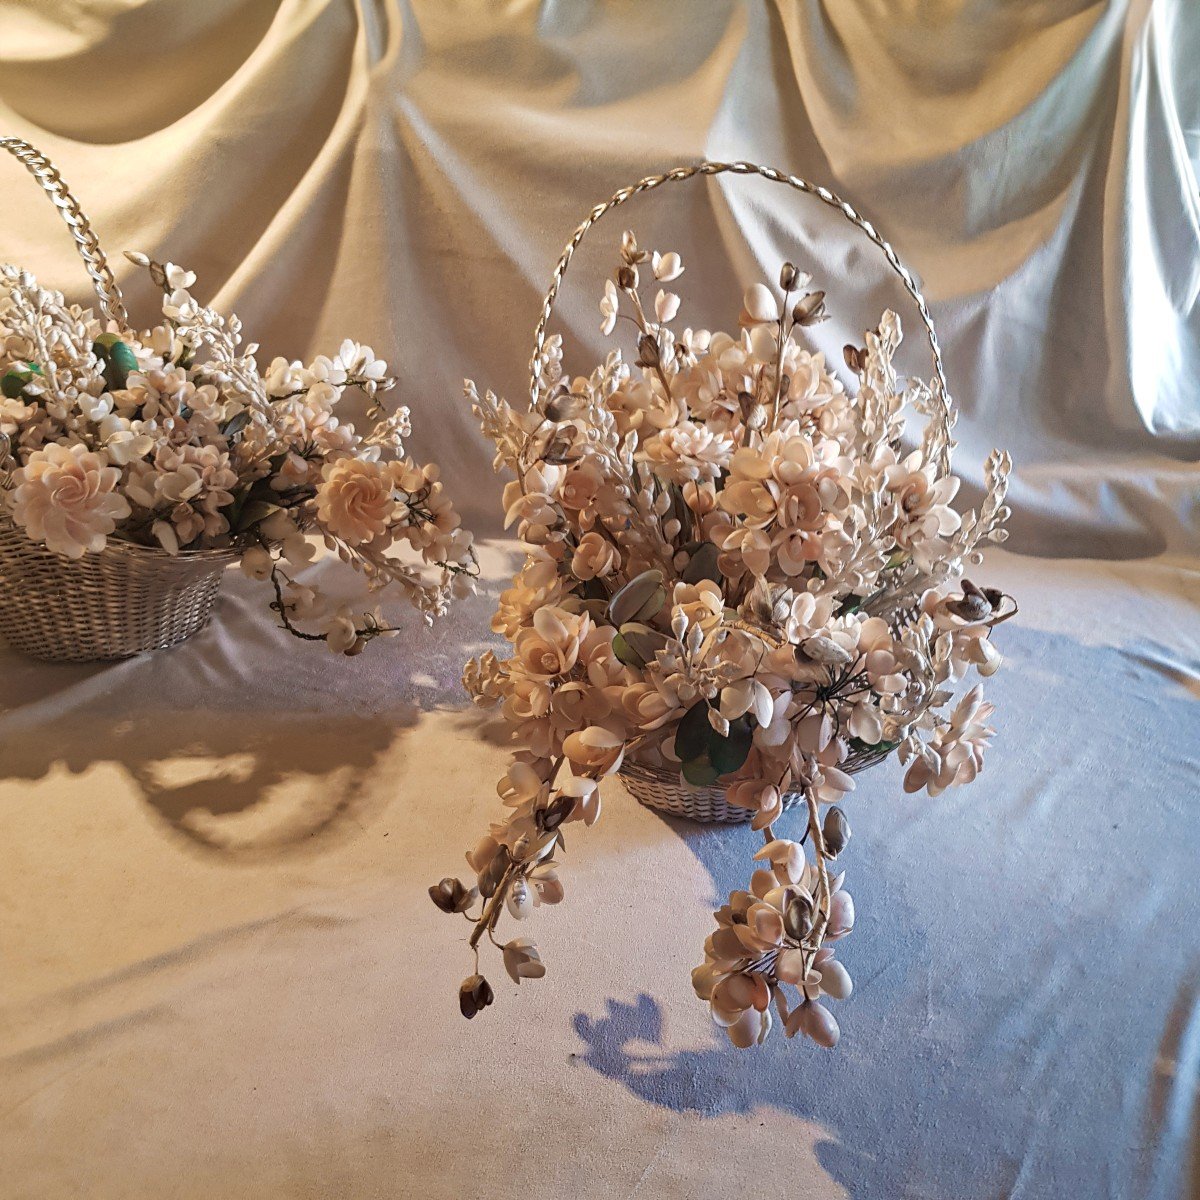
[529,160,950,411]
[0,136,128,329]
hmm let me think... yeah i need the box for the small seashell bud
[816,958,853,1000]
[793,291,828,326]
[784,892,814,941]
[458,974,494,1019]
[843,344,867,373]
[637,333,661,368]
[779,262,800,291]
[800,635,853,667]
[746,402,769,431]
[617,264,639,290]
[741,283,779,325]
[428,876,475,913]
[478,848,510,898]
[798,999,841,1047]
[822,807,850,858]
[536,794,574,833]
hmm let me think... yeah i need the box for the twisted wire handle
[529,160,950,411]
[0,136,128,329]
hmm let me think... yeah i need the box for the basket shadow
[0,692,415,860]
[0,545,518,856]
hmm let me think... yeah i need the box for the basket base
[619,762,802,824]
[0,521,236,663]
[1,610,218,663]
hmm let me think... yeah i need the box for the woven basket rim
[0,512,244,564]
[620,743,893,791]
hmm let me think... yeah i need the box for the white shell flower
[740,283,779,325]
[655,290,681,324]
[652,250,684,282]
[599,278,620,335]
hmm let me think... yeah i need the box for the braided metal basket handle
[0,136,128,329]
[528,160,950,414]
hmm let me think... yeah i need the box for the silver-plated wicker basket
[0,137,239,662]
[528,161,955,822]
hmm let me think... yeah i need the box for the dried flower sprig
[434,233,1013,1046]
[0,258,477,651]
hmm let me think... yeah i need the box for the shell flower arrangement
[0,254,477,654]
[431,163,1016,1050]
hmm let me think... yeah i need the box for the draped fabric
[0,3,1197,1198]
[1,0,1196,550]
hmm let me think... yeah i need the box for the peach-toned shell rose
[571,530,619,581]
[10,442,131,558]
[562,725,625,778]
[620,682,680,731]
[315,457,396,545]
[512,605,591,679]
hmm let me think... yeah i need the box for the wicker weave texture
[620,743,893,824]
[0,519,237,662]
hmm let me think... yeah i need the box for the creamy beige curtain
[1,0,1196,552]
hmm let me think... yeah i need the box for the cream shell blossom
[637,422,734,485]
[10,443,131,558]
[315,457,398,545]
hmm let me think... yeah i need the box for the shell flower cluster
[0,258,476,652]
[433,231,1014,1047]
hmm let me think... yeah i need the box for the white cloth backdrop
[0,2,1197,1198]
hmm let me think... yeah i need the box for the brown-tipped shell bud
[478,849,510,898]
[779,262,800,291]
[429,876,475,913]
[784,892,815,941]
[617,264,638,290]
[637,333,661,368]
[823,807,850,858]
[946,583,992,623]
[537,794,574,834]
[793,291,828,326]
[459,974,494,1019]
[843,344,867,372]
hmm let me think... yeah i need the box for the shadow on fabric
[569,620,1200,1199]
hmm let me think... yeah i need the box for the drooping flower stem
[802,782,832,974]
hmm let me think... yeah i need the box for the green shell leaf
[92,337,138,391]
[682,756,722,787]
[849,736,899,755]
[681,541,721,585]
[2,362,41,399]
[674,700,712,763]
[707,714,755,775]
